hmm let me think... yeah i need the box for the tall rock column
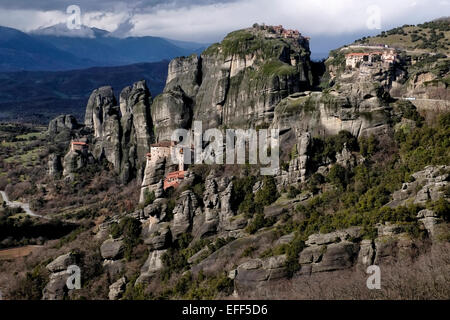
[120,81,154,183]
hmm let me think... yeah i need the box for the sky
[0,0,448,58]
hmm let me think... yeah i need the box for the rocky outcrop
[166,54,201,98]
[42,253,77,300]
[155,27,312,130]
[108,277,127,300]
[136,249,167,284]
[171,190,201,239]
[62,148,88,180]
[151,86,193,141]
[389,165,449,207]
[46,252,76,273]
[191,174,238,238]
[143,221,171,250]
[140,158,167,203]
[84,86,122,173]
[119,80,154,182]
[278,132,310,186]
[82,81,155,183]
[100,238,124,260]
[84,86,117,130]
[48,153,62,177]
[272,91,391,141]
[48,115,80,137]
[234,255,287,293]
[417,209,443,239]
[42,271,70,300]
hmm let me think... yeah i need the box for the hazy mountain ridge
[0,24,206,72]
[0,61,169,123]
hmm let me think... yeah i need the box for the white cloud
[127,0,450,41]
[0,0,447,41]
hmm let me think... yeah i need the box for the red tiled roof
[151,141,173,148]
[166,171,186,179]
[72,141,87,146]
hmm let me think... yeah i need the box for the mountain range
[0,61,169,123]
[0,24,207,72]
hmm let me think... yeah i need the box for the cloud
[0,0,238,12]
[0,0,447,42]
[109,17,135,37]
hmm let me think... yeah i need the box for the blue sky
[0,0,448,58]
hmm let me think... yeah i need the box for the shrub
[246,213,276,234]
[327,164,350,188]
[287,186,301,199]
[254,176,279,206]
[143,190,156,207]
[359,135,379,158]
[110,217,142,261]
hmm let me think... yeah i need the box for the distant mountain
[164,38,209,52]
[0,61,169,124]
[0,24,204,72]
[29,24,110,38]
[0,26,96,72]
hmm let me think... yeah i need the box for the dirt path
[0,190,46,219]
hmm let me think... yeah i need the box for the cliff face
[119,81,154,182]
[158,27,313,131]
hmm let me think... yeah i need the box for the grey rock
[103,259,125,279]
[42,271,69,300]
[305,227,362,246]
[48,153,62,177]
[262,255,287,270]
[275,233,295,246]
[357,239,375,267]
[46,253,76,273]
[100,238,124,260]
[108,277,127,300]
[48,115,79,136]
[299,245,324,264]
[377,223,403,237]
[311,241,359,273]
[389,166,449,207]
[188,247,210,264]
[417,209,437,219]
[62,149,88,179]
[166,54,201,98]
[239,259,263,270]
[171,190,199,239]
[144,223,171,250]
[419,217,442,239]
[151,86,192,142]
[137,250,167,284]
